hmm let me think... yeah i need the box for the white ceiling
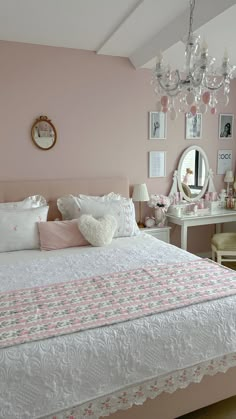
[0,0,236,70]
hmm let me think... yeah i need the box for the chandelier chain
[188,0,195,42]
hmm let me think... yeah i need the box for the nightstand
[141,226,171,243]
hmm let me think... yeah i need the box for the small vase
[154,206,166,227]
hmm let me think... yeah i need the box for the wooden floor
[223,261,236,270]
[178,396,236,418]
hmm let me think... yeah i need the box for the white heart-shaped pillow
[78,214,117,246]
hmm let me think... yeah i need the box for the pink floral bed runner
[1,259,236,349]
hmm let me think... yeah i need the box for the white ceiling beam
[96,0,144,54]
[129,0,236,68]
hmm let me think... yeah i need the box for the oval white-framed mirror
[177,145,209,202]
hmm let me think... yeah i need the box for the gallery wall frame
[148,151,166,178]
[185,113,202,140]
[217,149,233,175]
[219,114,234,139]
[149,112,167,140]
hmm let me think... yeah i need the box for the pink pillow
[38,219,89,251]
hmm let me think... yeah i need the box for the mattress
[0,233,236,419]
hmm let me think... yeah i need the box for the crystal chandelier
[152,0,236,119]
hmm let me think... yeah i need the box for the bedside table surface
[140,226,171,243]
[141,226,171,233]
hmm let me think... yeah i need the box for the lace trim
[46,353,236,419]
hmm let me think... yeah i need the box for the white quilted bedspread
[0,234,236,419]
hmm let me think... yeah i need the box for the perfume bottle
[219,189,226,208]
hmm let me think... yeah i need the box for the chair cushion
[211,233,236,251]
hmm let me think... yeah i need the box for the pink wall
[0,40,236,253]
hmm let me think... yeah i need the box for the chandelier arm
[167,90,180,98]
[204,79,225,91]
[189,71,204,88]
[185,71,224,91]
[157,70,181,93]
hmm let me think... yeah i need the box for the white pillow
[0,206,49,252]
[78,215,117,246]
[73,197,139,238]
[0,195,47,210]
[57,192,121,220]
[57,195,80,220]
[77,192,121,201]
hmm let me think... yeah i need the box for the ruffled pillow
[77,192,121,201]
[73,197,139,238]
[57,193,121,220]
[78,215,117,246]
[0,206,49,252]
[0,195,47,210]
[57,195,80,220]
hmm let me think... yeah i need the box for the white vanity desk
[167,144,236,251]
[167,209,236,251]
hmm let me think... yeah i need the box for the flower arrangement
[148,194,170,211]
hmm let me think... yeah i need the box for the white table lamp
[224,170,234,196]
[132,183,149,228]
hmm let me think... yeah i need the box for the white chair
[211,232,236,264]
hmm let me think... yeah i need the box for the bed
[0,177,236,419]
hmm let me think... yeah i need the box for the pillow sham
[77,192,121,201]
[57,195,80,220]
[57,192,121,220]
[38,219,89,251]
[0,206,49,252]
[73,197,139,238]
[0,195,47,209]
[78,215,117,246]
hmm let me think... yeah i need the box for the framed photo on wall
[185,113,202,139]
[219,114,234,139]
[149,112,167,140]
[148,151,166,178]
[217,149,233,175]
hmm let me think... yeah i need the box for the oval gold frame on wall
[31,115,57,150]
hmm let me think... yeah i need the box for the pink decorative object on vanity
[148,194,170,226]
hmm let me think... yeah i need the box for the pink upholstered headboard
[0,177,129,220]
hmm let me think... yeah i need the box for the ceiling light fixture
[151,0,236,119]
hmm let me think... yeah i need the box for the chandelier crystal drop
[151,0,236,119]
